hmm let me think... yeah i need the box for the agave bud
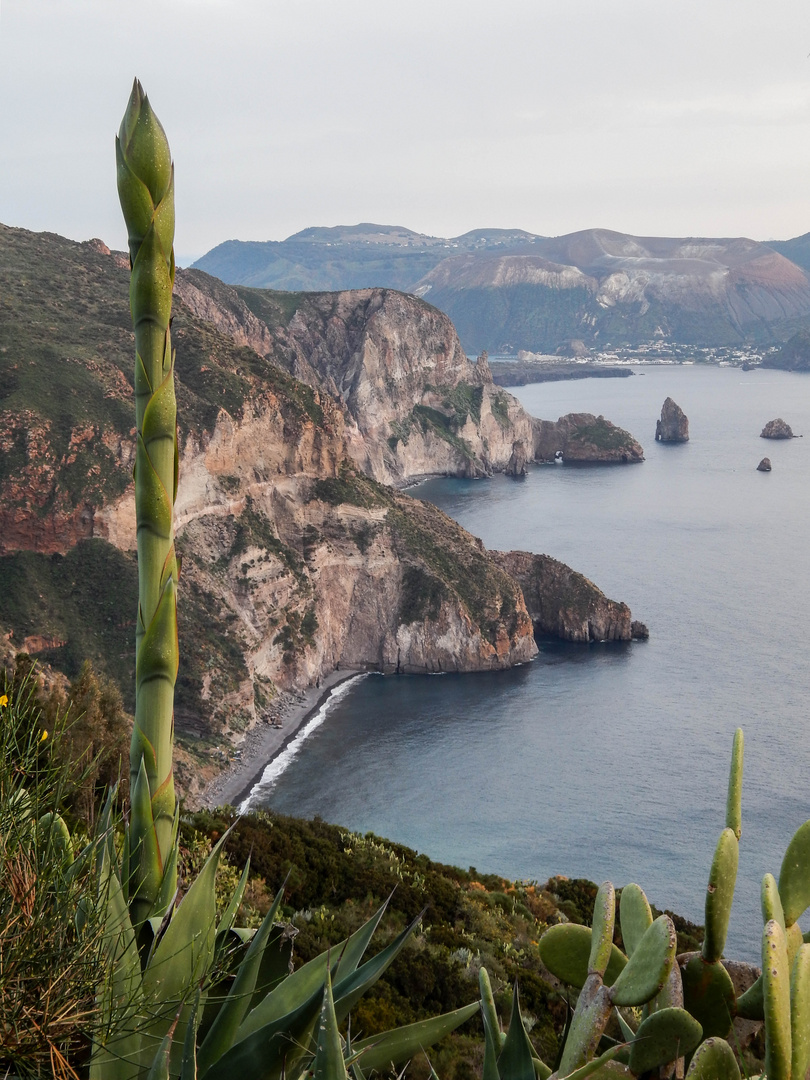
[117,80,179,921]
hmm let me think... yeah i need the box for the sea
[246,364,810,962]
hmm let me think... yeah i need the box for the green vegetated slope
[188,806,703,1080]
[763,326,810,370]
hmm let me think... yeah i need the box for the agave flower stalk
[116,79,179,925]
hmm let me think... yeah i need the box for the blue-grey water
[251,365,810,961]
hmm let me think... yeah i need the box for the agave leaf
[204,980,326,1080]
[145,1023,175,1080]
[178,991,200,1080]
[236,942,339,1041]
[312,968,348,1080]
[352,1003,480,1072]
[482,999,503,1080]
[335,892,392,982]
[129,756,163,929]
[333,912,424,1022]
[139,832,227,1072]
[90,844,144,1080]
[215,859,252,953]
[236,896,388,1041]
[497,983,536,1080]
[197,886,288,1075]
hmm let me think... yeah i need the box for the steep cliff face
[491,550,645,643]
[178,273,535,486]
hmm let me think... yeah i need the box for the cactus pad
[627,1007,703,1075]
[540,924,627,989]
[609,915,676,1007]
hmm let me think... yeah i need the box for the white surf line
[239,673,368,813]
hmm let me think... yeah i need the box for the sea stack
[655,398,689,442]
[760,418,794,439]
[757,457,772,472]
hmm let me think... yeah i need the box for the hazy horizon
[2,0,810,266]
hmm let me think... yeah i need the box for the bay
[252,365,810,960]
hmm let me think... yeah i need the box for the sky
[2,0,810,265]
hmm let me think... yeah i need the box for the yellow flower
[39,730,48,743]
[0,694,8,707]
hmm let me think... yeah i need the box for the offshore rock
[631,620,650,640]
[757,457,772,472]
[506,441,529,477]
[491,550,639,643]
[655,397,689,442]
[760,418,793,439]
[532,413,644,463]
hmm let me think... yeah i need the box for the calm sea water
[251,365,810,960]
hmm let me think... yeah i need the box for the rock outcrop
[490,550,644,643]
[760,418,794,439]
[655,398,689,442]
[532,414,644,463]
[178,274,535,488]
[506,441,528,477]
[757,457,772,472]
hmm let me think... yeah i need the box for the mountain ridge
[193,224,810,352]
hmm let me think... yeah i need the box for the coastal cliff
[177,273,535,485]
[0,222,647,800]
[491,550,647,643]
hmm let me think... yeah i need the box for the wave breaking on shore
[239,674,368,812]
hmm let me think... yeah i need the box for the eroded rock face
[757,457,772,472]
[655,397,689,442]
[490,550,641,643]
[760,418,794,439]
[506,441,528,476]
[532,413,644,463]
[178,274,535,487]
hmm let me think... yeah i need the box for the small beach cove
[200,669,365,809]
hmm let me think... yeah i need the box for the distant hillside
[768,232,810,274]
[762,326,810,371]
[193,224,810,352]
[192,223,544,292]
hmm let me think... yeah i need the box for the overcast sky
[2,0,810,264]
